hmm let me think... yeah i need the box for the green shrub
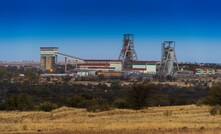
[210,105,221,116]
[127,84,154,110]
[5,93,33,111]
[86,98,111,112]
[70,96,85,108]
[62,94,94,108]
[86,105,100,112]
[113,98,129,109]
[36,102,57,112]
[196,98,209,106]
[110,81,121,90]
[206,86,221,105]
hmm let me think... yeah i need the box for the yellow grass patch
[0,105,221,134]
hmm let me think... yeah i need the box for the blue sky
[0,0,221,63]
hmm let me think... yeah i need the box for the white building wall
[132,64,156,74]
[132,65,146,68]
[110,62,122,71]
[146,64,156,74]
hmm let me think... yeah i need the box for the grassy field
[0,105,221,134]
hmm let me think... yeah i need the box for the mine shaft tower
[119,34,138,69]
[159,41,179,79]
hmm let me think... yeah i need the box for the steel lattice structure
[159,41,179,79]
[118,34,138,69]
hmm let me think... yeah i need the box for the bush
[86,105,100,112]
[196,98,209,106]
[70,96,85,108]
[5,93,33,111]
[110,81,121,90]
[210,105,221,116]
[206,86,221,105]
[163,110,172,116]
[127,83,154,110]
[62,94,94,108]
[36,102,57,112]
[113,98,129,109]
[86,98,111,112]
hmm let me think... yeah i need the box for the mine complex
[40,34,179,78]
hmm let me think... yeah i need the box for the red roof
[88,67,115,69]
[84,59,122,62]
[132,61,157,64]
[78,64,110,66]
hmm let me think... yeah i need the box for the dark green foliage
[210,105,221,116]
[0,67,8,83]
[86,98,111,112]
[69,96,85,108]
[61,93,111,112]
[195,85,221,106]
[61,94,94,108]
[203,86,221,105]
[113,98,129,109]
[0,73,212,112]
[36,102,57,112]
[97,83,108,90]
[24,68,39,84]
[196,98,209,106]
[127,84,154,110]
[97,75,105,81]
[5,93,33,111]
[110,81,121,90]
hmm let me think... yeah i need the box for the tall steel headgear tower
[118,34,138,69]
[159,41,179,78]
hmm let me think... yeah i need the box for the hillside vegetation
[0,105,221,134]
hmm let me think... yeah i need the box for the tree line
[0,80,216,112]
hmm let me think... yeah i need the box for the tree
[127,84,154,110]
[113,98,129,109]
[5,93,34,111]
[25,68,39,84]
[36,101,57,112]
[110,81,121,90]
[0,67,8,83]
[205,86,221,105]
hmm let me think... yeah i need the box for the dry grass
[0,105,221,134]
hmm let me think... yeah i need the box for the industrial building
[78,59,122,72]
[40,47,84,72]
[130,61,157,74]
[39,46,157,76]
[40,34,159,76]
[40,47,124,74]
[195,68,216,75]
[40,47,58,71]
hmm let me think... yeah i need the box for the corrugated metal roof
[78,64,110,66]
[85,59,122,62]
[125,68,146,71]
[40,47,58,49]
[88,67,115,69]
